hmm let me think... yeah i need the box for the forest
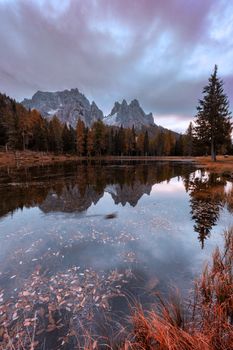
[0,92,190,156]
[0,66,232,158]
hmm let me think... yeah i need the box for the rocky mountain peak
[21,88,155,130]
[130,99,140,107]
[103,98,154,129]
[21,89,103,128]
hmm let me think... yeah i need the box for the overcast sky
[0,0,233,132]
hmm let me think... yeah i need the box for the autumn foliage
[0,92,194,157]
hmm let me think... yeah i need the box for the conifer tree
[144,130,149,155]
[48,116,63,153]
[93,120,105,156]
[194,65,232,161]
[87,128,94,156]
[76,118,85,156]
[62,124,75,153]
[183,122,194,156]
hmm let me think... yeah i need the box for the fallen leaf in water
[47,324,57,332]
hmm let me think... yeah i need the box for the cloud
[0,0,232,132]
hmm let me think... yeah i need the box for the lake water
[0,160,233,348]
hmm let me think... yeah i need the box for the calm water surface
[0,161,233,348]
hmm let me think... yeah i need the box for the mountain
[21,88,103,127]
[22,90,155,129]
[21,89,178,135]
[103,99,154,129]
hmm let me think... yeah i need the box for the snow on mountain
[103,99,154,129]
[21,89,103,128]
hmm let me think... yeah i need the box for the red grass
[118,228,233,350]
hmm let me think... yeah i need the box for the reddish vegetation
[0,151,78,168]
[115,228,233,350]
[1,151,233,173]
[196,156,233,173]
[2,229,232,349]
[0,151,195,168]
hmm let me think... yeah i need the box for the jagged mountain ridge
[22,88,103,128]
[103,99,154,128]
[21,88,158,129]
[21,89,181,138]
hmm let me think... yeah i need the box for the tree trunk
[211,138,216,161]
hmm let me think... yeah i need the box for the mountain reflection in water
[0,162,233,248]
[0,161,233,348]
[0,161,191,216]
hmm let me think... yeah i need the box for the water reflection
[183,171,227,248]
[0,161,193,217]
[1,162,233,249]
[0,161,233,348]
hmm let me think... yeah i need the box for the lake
[0,160,233,348]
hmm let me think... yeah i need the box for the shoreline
[0,150,233,172]
[0,151,195,168]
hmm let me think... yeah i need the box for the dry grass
[196,156,233,173]
[0,151,195,168]
[0,150,78,168]
[1,151,233,172]
[116,227,233,350]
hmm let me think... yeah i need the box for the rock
[103,98,154,129]
[21,89,103,128]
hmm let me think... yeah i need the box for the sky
[0,0,233,132]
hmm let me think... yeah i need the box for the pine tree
[76,118,85,156]
[118,125,126,156]
[48,116,63,153]
[62,124,75,153]
[194,65,232,161]
[137,132,145,155]
[93,120,105,156]
[144,130,149,155]
[183,122,194,156]
[87,128,94,156]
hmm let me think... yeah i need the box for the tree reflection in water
[184,171,226,248]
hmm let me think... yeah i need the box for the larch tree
[194,65,232,161]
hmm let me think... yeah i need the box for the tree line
[0,93,192,156]
[0,65,232,158]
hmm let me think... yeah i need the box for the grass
[0,150,195,168]
[2,150,233,172]
[115,227,233,350]
[196,155,233,173]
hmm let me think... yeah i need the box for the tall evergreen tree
[76,118,85,156]
[93,120,105,156]
[48,116,63,153]
[62,124,75,153]
[183,122,194,156]
[87,128,94,156]
[194,65,232,161]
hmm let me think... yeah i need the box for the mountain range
[22,88,156,129]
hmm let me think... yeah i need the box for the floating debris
[104,212,118,219]
[0,265,131,349]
